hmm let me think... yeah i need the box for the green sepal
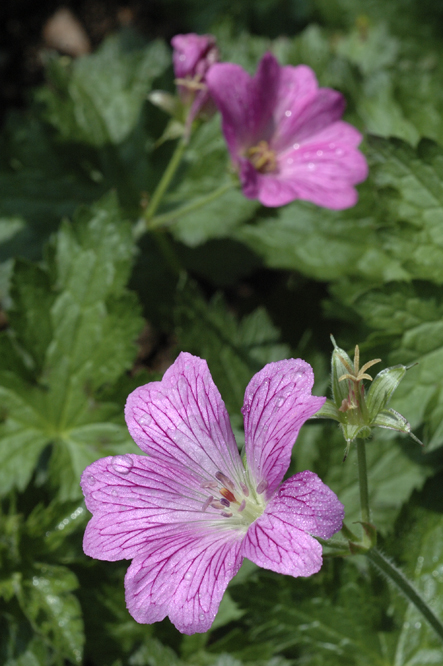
[331,336,354,407]
[373,408,423,445]
[341,423,372,442]
[313,399,341,422]
[366,365,407,421]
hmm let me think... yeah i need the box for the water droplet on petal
[293,143,300,150]
[112,455,133,475]
[414,621,422,629]
[335,148,344,156]
[307,162,316,171]
[284,110,292,117]
[199,613,205,621]
[316,150,323,156]
[87,475,96,485]
[138,414,152,427]
[184,572,192,580]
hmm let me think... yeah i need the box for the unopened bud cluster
[316,336,421,458]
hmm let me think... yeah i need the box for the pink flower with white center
[81,352,344,635]
[171,33,219,129]
[206,52,368,209]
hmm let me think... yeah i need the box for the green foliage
[0,194,144,500]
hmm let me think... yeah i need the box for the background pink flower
[171,33,219,128]
[81,353,344,634]
[206,52,368,209]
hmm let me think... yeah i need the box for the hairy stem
[356,439,370,525]
[148,181,235,230]
[144,138,187,223]
[367,548,443,643]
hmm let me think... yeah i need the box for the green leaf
[386,511,443,665]
[37,33,169,147]
[234,180,409,283]
[0,194,144,498]
[18,564,83,665]
[175,283,289,417]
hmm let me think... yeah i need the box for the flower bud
[171,33,219,128]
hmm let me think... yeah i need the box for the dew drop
[293,143,300,150]
[184,572,192,580]
[138,414,152,427]
[87,475,96,485]
[284,110,292,117]
[316,150,323,156]
[414,621,422,629]
[112,455,133,475]
[111,489,118,496]
[307,162,316,171]
[199,613,205,621]
[335,148,344,157]
[287,157,293,165]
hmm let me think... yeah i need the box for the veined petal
[271,138,368,209]
[125,353,243,485]
[206,52,279,157]
[125,529,243,634]
[269,471,344,539]
[82,454,241,562]
[242,360,325,496]
[271,86,345,154]
[241,471,343,576]
[171,33,216,80]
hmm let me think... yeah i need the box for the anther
[240,483,249,497]
[220,487,236,503]
[202,495,213,512]
[219,498,230,508]
[221,511,233,518]
[238,500,246,512]
[201,480,218,490]
[256,480,268,494]
[215,471,235,492]
[210,500,227,510]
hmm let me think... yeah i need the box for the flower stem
[144,138,187,223]
[367,547,443,643]
[148,181,236,230]
[356,439,370,525]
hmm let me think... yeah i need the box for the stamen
[201,480,218,490]
[247,141,277,173]
[240,483,249,497]
[221,511,233,518]
[210,500,227,510]
[220,487,237,503]
[202,495,213,512]
[220,498,230,508]
[256,480,268,494]
[238,500,246,512]
[215,471,235,492]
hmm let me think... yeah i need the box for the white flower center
[201,470,267,529]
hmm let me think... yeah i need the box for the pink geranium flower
[171,33,219,130]
[206,52,368,209]
[81,353,344,634]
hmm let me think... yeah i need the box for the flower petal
[241,471,343,577]
[206,52,279,157]
[125,528,243,634]
[271,83,345,154]
[81,453,241,562]
[125,352,244,485]
[242,359,325,496]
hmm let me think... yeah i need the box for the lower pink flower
[81,353,344,634]
[206,52,368,209]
